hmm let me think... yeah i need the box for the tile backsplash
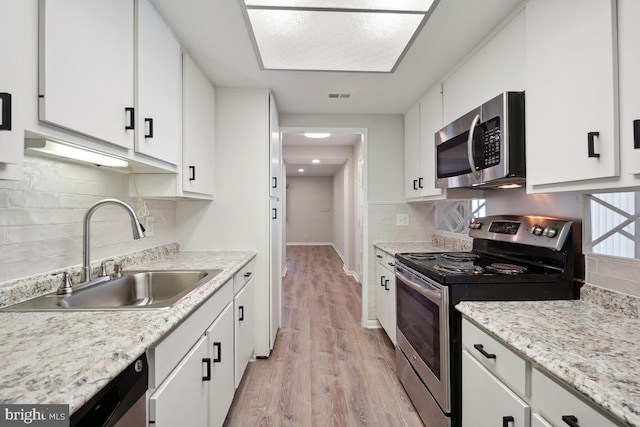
[585,253,640,298]
[0,154,177,284]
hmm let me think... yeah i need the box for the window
[585,191,640,259]
[436,199,486,233]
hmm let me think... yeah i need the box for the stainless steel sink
[1,269,221,311]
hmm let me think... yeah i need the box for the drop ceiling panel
[245,0,434,12]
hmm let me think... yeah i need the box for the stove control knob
[543,227,558,238]
[469,220,482,230]
[530,225,543,236]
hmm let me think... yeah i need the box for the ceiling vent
[328,93,352,99]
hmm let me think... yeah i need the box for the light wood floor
[224,245,423,426]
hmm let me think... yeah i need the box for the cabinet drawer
[234,258,255,294]
[531,368,620,427]
[374,248,396,272]
[462,318,527,397]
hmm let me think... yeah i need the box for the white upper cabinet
[618,0,640,177]
[442,10,525,125]
[135,0,182,165]
[182,53,215,197]
[0,0,26,180]
[269,94,281,199]
[404,101,421,198]
[525,0,618,189]
[39,0,135,150]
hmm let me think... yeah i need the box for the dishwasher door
[71,354,148,427]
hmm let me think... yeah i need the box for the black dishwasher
[71,354,148,427]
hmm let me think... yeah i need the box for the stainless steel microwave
[435,91,525,189]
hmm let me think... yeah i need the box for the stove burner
[434,263,484,275]
[486,263,528,275]
[441,252,479,262]
[406,253,437,261]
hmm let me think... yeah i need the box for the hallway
[224,245,423,426]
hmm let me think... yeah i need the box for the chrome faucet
[81,199,145,284]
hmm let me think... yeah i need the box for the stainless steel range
[394,215,579,427]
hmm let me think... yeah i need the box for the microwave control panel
[481,117,501,168]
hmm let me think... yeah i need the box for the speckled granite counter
[457,285,640,426]
[374,233,473,255]
[0,247,255,414]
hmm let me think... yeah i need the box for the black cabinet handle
[587,131,600,158]
[244,272,252,278]
[239,305,244,321]
[189,166,196,181]
[272,176,277,188]
[213,342,222,363]
[202,358,211,381]
[0,93,12,131]
[473,344,496,359]
[562,415,580,427]
[376,254,383,259]
[502,416,514,427]
[413,179,418,190]
[272,208,277,219]
[144,118,154,138]
[125,107,134,130]
[634,119,640,149]
[384,279,389,291]
[418,177,423,189]
[388,262,395,267]
[380,276,386,286]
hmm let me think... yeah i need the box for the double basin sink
[2,269,221,311]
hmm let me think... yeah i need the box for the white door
[270,197,282,351]
[525,0,618,186]
[38,0,134,149]
[135,0,182,164]
[149,336,209,427]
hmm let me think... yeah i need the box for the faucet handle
[113,261,123,278]
[100,259,115,277]
[53,271,74,295]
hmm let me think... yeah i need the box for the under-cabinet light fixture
[242,0,438,72]
[497,183,523,189]
[25,139,129,168]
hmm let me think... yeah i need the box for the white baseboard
[281,266,287,277]
[343,266,360,283]
[364,319,382,329]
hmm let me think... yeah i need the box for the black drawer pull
[384,279,389,291]
[213,342,222,363]
[189,166,196,181]
[272,176,277,188]
[239,305,244,321]
[244,272,252,278]
[473,344,496,359]
[502,416,514,427]
[418,177,423,189]
[380,276,386,287]
[0,93,12,131]
[413,179,418,190]
[376,254,383,259]
[125,107,134,130]
[144,118,154,138]
[634,119,640,149]
[587,131,600,158]
[562,415,579,427]
[202,358,211,381]
[272,208,277,219]
[388,262,395,267]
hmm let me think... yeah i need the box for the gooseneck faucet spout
[82,199,145,282]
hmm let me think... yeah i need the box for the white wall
[0,154,177,284]
[286,176,333,244]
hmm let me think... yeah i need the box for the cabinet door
[149,336,209,427]
[269,94,281,198]
[182,53,215,196]
[135,0,182,164]
[206,303,234,427]
[462,350,529,427]
[270,197,282,351]
[383,268,397,345]
[38,0,134,149]
[618,0,640,176]
[375,261,388,334]
[531,413,553,427]
[525,0,618,187]
[234,279,255,388]
[418,86,444,198]
[0,0,26,180]
[405,102,421,198]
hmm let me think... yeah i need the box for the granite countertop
[0,248,255,414]
[457,285,640,427]
[374,241,442,254]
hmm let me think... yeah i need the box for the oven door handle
[395,270,442,305]
[467,114,482,179]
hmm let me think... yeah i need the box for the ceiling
[149,0,524,115]
[282,132,361,176]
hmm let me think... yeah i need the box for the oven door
[395,262,450,413]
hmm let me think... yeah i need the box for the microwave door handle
[467,114,482,179]
[396,270,442,305]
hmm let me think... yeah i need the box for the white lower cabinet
[462,318,624,427]
[462,350,529,427]
[206,304,235,427]
[234,276,255,388]
[374,248,396,344]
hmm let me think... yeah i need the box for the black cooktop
[395,251,566,285]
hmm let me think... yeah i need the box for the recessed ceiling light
[312,159,320,164]
[304,132,331,138]
[243,0,438,72]
[298,168,305,172]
